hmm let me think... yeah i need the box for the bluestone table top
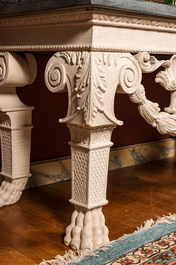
[0,0,176,18]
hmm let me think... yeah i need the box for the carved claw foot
[64,206,109,251]
[0,177,28,207]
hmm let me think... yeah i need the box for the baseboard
[25,138,176,190]
[109,138,176,170]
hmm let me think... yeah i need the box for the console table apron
[0,0,176,251]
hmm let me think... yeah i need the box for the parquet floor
[0,157,176,264]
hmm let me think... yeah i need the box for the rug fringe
[39,249,97,265]
[38,213,176,265]
[135,212,176,233]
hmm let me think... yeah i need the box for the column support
[64,124,114,250]
[0,52,37,207]
[45,51,142,250]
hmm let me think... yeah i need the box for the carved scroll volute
[0,52,37,112]
[0,52,37,87]
[0,53,7,85]
[45,52,145,128]
[45,53,68,93]
[116,53,142,95]
[45,51,122,127]
[45,51,90,126]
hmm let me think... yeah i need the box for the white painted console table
[0,0,176,251]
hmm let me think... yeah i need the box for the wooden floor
[1,157,176,264]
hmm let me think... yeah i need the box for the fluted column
[45,51,142,250]
[0,52,37,207]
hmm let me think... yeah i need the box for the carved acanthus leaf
[155,55,176,91]
[75,52,91,125]
[59,51,82,66]
[46,51,110,126]
[155,55,176,114]
[75,52,109,126]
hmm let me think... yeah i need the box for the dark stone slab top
[0,0,176,18]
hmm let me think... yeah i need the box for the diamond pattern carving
[72,148,88,205]
[89,148,109,205]
[13,129,31,176]
[1,129,12,176]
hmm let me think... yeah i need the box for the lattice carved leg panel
[0,52,37,207]
[63,125,114,250]
[45,51,142,250]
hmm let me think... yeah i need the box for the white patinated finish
[1,3,176,253]
[0,52,37,207]
[45,50,176,251]
[45,51,143,250]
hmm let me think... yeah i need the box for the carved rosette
[0,52,37,207]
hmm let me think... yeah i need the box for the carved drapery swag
[130,52,176,136]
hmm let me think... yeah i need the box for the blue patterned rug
[40,215,176,265]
